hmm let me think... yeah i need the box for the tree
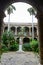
[27,7,36,40]
[7,5,16,31]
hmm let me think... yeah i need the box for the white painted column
[15,26,17,35]
[29,27,31,36]
[8,15,10,32]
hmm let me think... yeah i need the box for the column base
[16,45,24,53]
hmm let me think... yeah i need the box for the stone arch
[34,27,37,36]
[4,26,8,31]
[4,1,37,11]
[24,27,29,36]
[1,0,43,65]
[34,27,37,32]
[34,37,37,40]
[17,27,21,34]
[0,0,43,64]
[16,37,19,43]
[24,27,29,32]
[11,27,15,33]
[31,27,37,34]
[31,27,37,36]
[23,37,30,43]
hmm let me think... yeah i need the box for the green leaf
[27,7,36,15]
[11,5,16,10]
[7,5,16,15]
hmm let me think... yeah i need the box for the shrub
[2,31,15,47]
[0,43,9,53]
[2,31,19,51]
[30,39,39,53]
[23,43,32,51]
[9,42,19,51]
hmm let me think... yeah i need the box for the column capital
[0,10,6,19]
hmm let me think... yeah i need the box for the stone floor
[1,52,40,65]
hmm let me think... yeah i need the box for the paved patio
[1,52,40,65]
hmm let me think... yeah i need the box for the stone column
[37,12,43,65]
[15,26,17,35]
[29,27,31,36]
[0,10,5,43]
[0,10,5,55]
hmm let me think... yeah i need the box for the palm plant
[7,5,16,32]
[27,7,36,40]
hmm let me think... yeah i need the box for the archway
[4,26,8,31]
[3,2,38,53]
[23,37,30,43]
[17,27,21,34]
[0,0,43,65]
[16,37,19,43]
[34,37,37,40]
[24,27,29,36]
[34,27,37,36]
[31,27,37,38]
[11,27,15,33]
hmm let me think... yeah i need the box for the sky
[4,2,37,24]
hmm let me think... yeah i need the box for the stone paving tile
[1,52,40,65]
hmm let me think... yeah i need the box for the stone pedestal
[18,45,24,52]
[17,37,24,53]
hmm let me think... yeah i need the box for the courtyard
[0,1,43,65]
[0,52,40,65]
